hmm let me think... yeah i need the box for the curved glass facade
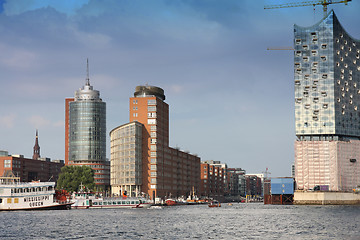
[294,11,360,137]
[69,101,106,162]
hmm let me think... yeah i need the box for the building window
[148,119,156,125]
[148,106,156,112]
[151,165,157,170]
[148,112,156,118]
[4,160,11,168]
[147,99,157,105]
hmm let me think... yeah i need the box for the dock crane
[264,0,352,18]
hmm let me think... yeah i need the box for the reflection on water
[1,203,359,239]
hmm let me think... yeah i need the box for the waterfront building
[227,168,246,197]
[200,162,225,199]
[65,63,110,190]
[0,147,63,183]
[202,160,228,195]
[110,121,143,197]
[294,11,360,191]
[110,86,200,199]
[245,174,262,197]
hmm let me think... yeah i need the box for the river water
[0,203,359,239]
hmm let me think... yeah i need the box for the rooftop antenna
[86,58,90,86]
[263,167,271,180]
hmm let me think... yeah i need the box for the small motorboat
[208,200,221,208]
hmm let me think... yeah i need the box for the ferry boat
[72,192,152,209]
[0,176,73,211]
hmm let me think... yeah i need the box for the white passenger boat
[72,192,152,209]
[0,176,72,211]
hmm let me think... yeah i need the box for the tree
[56,165,95,192]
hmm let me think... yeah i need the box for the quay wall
[294,191,360,205]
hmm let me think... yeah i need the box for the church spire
[33,129,40,160]
[85,58,90,86]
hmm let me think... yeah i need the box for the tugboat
[0,174,73,211]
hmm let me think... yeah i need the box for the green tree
[56,165,95,192]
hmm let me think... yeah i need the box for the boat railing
[0,176,21,185]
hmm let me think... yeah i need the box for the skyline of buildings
[294,11,360,191]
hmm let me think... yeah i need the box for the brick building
[110,86,200,200]
[200,161,225,199]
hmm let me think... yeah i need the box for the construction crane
[267,47,294,51]
[264,0,352,18]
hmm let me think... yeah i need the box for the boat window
[0,198,2,203]
[136,201,139,204]
[113,201,117,205]
[93,202,98,205]
[99,202,102,205]
[126,201,130,204]
[117,201,121,204]
[131,201,135,204]
[122,201,125,204]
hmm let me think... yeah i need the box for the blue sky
[0,0,359,177]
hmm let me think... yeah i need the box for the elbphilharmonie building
[294,11,360,191]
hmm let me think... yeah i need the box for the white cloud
[0,114,17,128]
[0,43,40,71]
[72,28,112,49]
[53,120,64,127]
[3,0,90,16]
[28,115,51,129]
[169,85,184,94]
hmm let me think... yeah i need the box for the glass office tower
[68,76,109,188]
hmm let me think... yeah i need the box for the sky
[0,0,360,177]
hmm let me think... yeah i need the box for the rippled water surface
[1,203,359,239]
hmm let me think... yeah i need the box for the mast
[85,58,90,86]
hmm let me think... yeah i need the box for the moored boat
[72,192,152,209]
[165,198,177,206]
[0,176,73,211]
